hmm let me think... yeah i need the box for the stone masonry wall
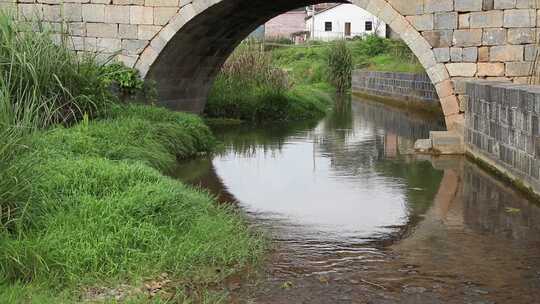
[2,0,540,125]
[352,70,439,104]
[465,81,540,195]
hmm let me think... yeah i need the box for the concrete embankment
[463,81,540,199]
[352,70,442,114]
[352,69,540,199]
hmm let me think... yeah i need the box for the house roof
[305,4,343,20]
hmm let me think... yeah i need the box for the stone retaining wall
[352,70,439,104]
[465,81,540,196]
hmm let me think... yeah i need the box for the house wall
[306,4,386,41]
[265,10,307,39]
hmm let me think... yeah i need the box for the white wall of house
[306,4,387,41]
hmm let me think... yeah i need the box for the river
[174,97,540,304]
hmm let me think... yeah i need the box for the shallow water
[174,97,540,303]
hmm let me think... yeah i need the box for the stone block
[483,0,495,10]
[504,9,536,28]
[507,28,535,44]
[434,12,458,29]
[469,10,503,28]
[105,5,130,23]
[145,0,178,6]
[63,3,82,22]
[122,39,148,55]
[423,30,453,47]
[434,47,450,62]
[441,95,461,115]
[138,24,160,40]
[455,0,483,11]
[435,79,454,97]
[451,47,463,61]
[414,139,432,153]
[67,35,84,51]
[386,0,424,15]
[516,0,534,8]
[42,4,61,22]
[112,0,143,4]
[117,54,138,68]
[459,13,470,28]
[82,4,105,22]
[479,46,490,61]
[86,22,117,38]
[430,131,465,154]
[453,29,482,47]
[154,7,177,25]
[482,28,506,45]
[490,45,524,61]
[406,14,433,31]
[477,62,505,76]
[130,6,153,25]
[91,0,111,4]
[119,24,137,38]
[506,62,532,76]
[97,37,121,52]
[424,0,453,13]
[67,22,85,35]
[525,44,537,61]
[494,0,516,9]
[463,47,478,62]
[446,63,477,76]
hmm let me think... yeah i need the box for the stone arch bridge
[4,0,540,129]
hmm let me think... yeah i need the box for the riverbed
[174,97,540,303]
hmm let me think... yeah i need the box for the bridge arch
[135,0,459,128]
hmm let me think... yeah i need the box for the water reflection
[174,96,540,302]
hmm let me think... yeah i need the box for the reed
[327,40,353,93]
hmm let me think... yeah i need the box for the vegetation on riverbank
[0,13,264,302]
[206,43,333,122]
[271,35,424,81]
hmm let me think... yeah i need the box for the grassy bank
[0,13,265,302]
[205,43,334,122]
[271,36,424,79]
[1,105,264,303]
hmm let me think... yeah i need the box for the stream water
[174,97,540,304]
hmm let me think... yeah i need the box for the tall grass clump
[0,11,116,129]
[327,41,353,93]
[206,42,331,121]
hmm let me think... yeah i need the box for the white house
[305,4,387,41]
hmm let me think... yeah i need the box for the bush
[352,34,387,57]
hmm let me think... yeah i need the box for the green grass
[271,38,424,78]
[205,42,333,122]
[0,104,265,302]
[206,76,332,122]
[362,54,425,73]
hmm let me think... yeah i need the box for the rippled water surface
[174,97,540,303]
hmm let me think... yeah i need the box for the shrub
[352,34,387,57]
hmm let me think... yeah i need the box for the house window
[365,21,373,31]
[345,22,351,36]
[325,22,332,32]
